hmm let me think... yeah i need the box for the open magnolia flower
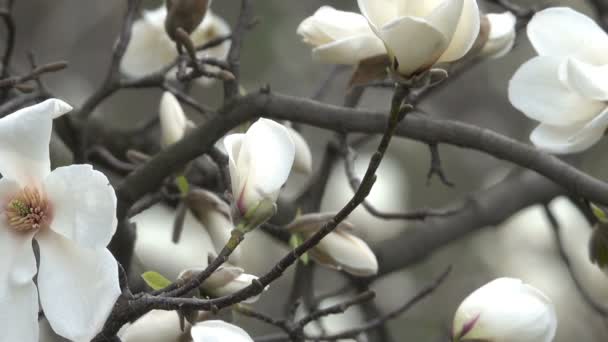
[224,119,295,228]
[191,320,253,342]
[287,213,378,276]
[357,0,480,76]
[509,7,608,154]
[0,99,120,341]
[297,6,386,65]
[452,278,557,342]
[121,5,230,85]
[480,11,517,59]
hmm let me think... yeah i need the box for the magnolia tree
[4,0,608,341]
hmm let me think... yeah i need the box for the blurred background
[12,0,608,341]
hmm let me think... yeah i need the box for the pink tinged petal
[191,320,253,342]
[36,230,120,342]
[508,56,604,126]
[378,17,448,76]
[357,0,398,28]
[0,281,39,342]
[239,119,295,207]
[424,0,464,44]
[527,7,608,64]
[564,58,608,100]
[44,165,117,249]
[0,99,72,186]
[438,0,480,62]
[312,34,387,65]
[223,133,245,200]
[530,121,606,154]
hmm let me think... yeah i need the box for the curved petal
[44,165,117,249]
[191,320,253,342]
[286,127,313,174]
[527,7,608,64]
[455,278,556,342]
[206,273,266,304]
[37,230,120,342]
[314,230,378,277]
[0,281,39,342]
[297,6,378,46]
[480,11,517,59]
[379,16,448,76]
[223,133,245,199]
[508,56,604,126]
[530,121,606,154]
[312,34,386,65]
[239,119,295,205]
[564,58,608,100]
[424,0,464,44]
[438,0,480,62]
[0,99,72,186]
[159,92,188,148]
[357,0,397,28]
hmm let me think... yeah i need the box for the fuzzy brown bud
[165,0,209,41]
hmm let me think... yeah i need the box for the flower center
[5,187,51,232]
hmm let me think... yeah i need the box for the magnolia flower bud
[284,124,313,175]
[480,12,517,59]
[287,213,378,276]
[191,320,253,342]
[165,0,209,41]
[180,265,267,303]
[357,0,480,77]
[297,6,386,65]
[452,278,557,342]
[159,92,192,148]
[119,310,188,342]
[224,119,295,230]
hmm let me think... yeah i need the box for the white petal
[121,7,175,77]
[530,121,606,154]
[297,6,378,46]
[527,7,608,64]
[37,230,120,342]
[454,278,556,342]
[0,281,39,342]
[239,119,295,207]
[564,58,608,100]
[159,92,188,148]
[223,133,245,200]
[397,0,443,17]
[44,165,117,249]
[424,0,464,44]
[378,17,448,75]
[312,34,387,65]
[480,11,517,59]
[191,320,253,342]
[315,230,378,277]
[438,0,480,62]
[0,99,72,186]
[286,127,313,175]
[205,273,266,304]
[508,56,604,126]
[119,310,185,342]
[357,0,397,28]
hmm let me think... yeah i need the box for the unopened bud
[165,0,210,41]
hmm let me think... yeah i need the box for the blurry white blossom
[509,7,608,153]
[121,5,230,85]
[284,124,313,174]
[480,11,517,58]
[452,278,557,342]
[0,99,120,341]
[119,310,186,342]
[191,320,253,342]
[159,91,193,148]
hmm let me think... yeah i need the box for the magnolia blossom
[119,310,186,342]
[509,7,608,154]
[121,5,230,85]
[480,11,517,59]
[159,91,193,148]
[287,213,378,276]
[224,119,295,225]
[452,278,557,342]
[284,124,313,175]
[195,265,267,303]
[357,0,480,76]
[0,99,120,341]
[191,320,253,342]
[297,6,386,65]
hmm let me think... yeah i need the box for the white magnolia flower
[284,124,313,175]
[199,265,266,303]
[357,0,480,76]
[509,7,608,154]
[159,91,193,148]
[191,320,253,342]
[224,119,295,223]
[287,213,378,277]
[119,310,186,342]
[121,5,230,85]
[0,99,120,342]
[297,6,386,65]
[452,278,557,342]
[480,11,517,59]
